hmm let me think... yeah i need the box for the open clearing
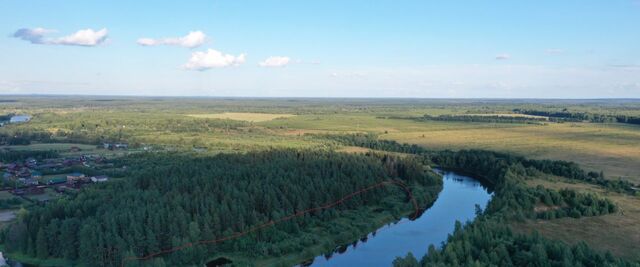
[187,112,296,122]
[512,178,640,261]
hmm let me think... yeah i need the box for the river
[303,170,492,266]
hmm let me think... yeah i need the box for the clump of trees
[432,149,618,221]
[514,108,640,125]
[0,150,59,162]
[0,197,22,209]
[417,114,547,124]
[1,149,441,266]
[393,217,635,267]
[433,149,637,195]
[0,131,53,145]
[310,133,428,154]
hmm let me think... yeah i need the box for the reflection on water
[304,170,492,267]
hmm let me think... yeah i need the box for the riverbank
[199,181,443,267]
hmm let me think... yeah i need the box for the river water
[305,170,492,266]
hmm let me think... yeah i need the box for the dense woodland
[1,150,441,266]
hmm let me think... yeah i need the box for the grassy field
[383,121,640,183]
[187,112,296,122]
[513,177,640,261]
[261,114,640,183]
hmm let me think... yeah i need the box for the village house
[31,171,43,179]
[91,175,109,183]
[47,176,67,185]
[17,168,31,178]
[18,177,39,186]
[37,162,63,170]
[63,158,82,167]
[25,157,37,168]
[103,142,129,150]
[67,172,86,183]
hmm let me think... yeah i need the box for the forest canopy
[1,149,441,266]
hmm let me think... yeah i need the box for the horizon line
[1,93,639,101]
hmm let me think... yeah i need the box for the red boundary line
[121,180,419,267]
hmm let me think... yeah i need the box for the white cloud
[137,31,206,48]
[50,28,108,46]
[183,49,246,70]
[12,28,108,46]
[12,28,55,44]
[259,56,291,67]
[495,53,510,60]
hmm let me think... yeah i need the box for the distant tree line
[514,109,640,125]
[0,150,59,162]
[416,114,547,124]
[310,133,429,154]
[433,149,636,195]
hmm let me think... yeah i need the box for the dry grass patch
[187,112,296,122]
[336,146,373,154]
[384,122,640,183]
[512,178,640,261]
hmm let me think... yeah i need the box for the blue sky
[1,0,639,98]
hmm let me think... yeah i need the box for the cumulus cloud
[12,28,108,46]
[50,28,108,46]
[495,53,511,60]
[183,49,246,70]
[137,31,206,48]
[259,56,291,67]
[12,27,55,44]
